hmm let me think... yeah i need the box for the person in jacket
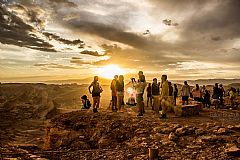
[181,81,190,105]
[88,76,103,113]
[116,75,125,112]
[110,75,118,111]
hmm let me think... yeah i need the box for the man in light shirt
[132,75,147,117]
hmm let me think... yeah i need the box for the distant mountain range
[173,79,240,86]
[44,77,240,86]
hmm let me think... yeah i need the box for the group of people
[87,72,239,117]
[109,72,173,118]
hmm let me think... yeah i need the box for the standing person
[212,83,221,109]
[229,87,236,109]
[132,75,147,117]
[138,71,146,113]
[116,75,124,112]
[237,88,240,96]
[152,78,160,113]
[159,75,170,119]
[168,81,174,107]
[181,81,191,105]
[203,90,211,108]
[88,76,103,113]
[192,84,202,102]
[219,84,225,105]
[110,75,118,112]
[173,84,178,106]
[146,83,152,107]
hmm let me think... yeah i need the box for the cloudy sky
[0,0,240,82]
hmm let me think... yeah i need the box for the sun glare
[98,65,126,79]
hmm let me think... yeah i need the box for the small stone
[175,127,187,136]
[168,132,178,141]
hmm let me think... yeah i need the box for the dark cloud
[70,59,89,65]
[101,44,121,54]
[9,3,46,29]
[71,57,82,60]
[34,63,78,69]
[0,4,56,52]
[43,32,85,47]
[211,36,221,41]
[80,50,105,57]
[65,20,148,48]
[181,0,240,40]
[162,19,178,26]
[48,0,77,7]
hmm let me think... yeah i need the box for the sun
[98,65,126,79]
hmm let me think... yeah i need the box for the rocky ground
[0,83,240,160]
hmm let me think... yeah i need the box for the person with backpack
[88,76,103,113]
[81,95,91,109]
[116,75,125,112]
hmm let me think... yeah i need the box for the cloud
[162,19,179,26]
[0,4,56,52]
[80,50,105,57]
[43,32,85,47]
[211,36,221,41]
[101,44,121,54]
[48,0,77,7]
[34,63,78,69]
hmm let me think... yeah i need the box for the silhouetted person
[212,83,221,99]
[212,83,221,109]
[138,71,146,113]
[116,75,124,112]
[203,90,211,108]
[181,81,190,105]
[168,81,174,106]
[110,75,118,111]
[146,83,152,107]
[173,84,178,106]
[219,84,225,105]
[89,76,103,113]
[152,78,160,113]
[237,88,240,96]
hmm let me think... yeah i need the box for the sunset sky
[0,0,240,82]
